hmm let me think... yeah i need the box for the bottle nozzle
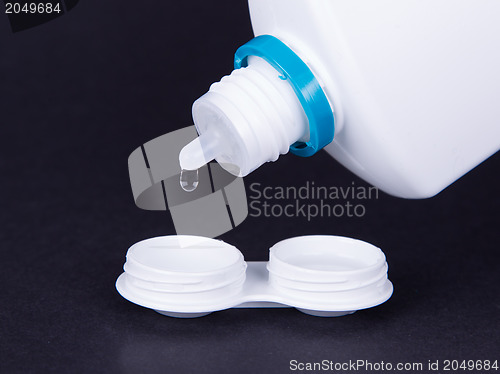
[179,132,220,170]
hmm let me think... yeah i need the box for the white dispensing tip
[179,132,220,171]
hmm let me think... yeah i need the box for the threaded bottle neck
[192,56,309,176]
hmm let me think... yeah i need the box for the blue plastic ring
[234,35,334,157]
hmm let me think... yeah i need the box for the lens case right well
[267,235,392,316]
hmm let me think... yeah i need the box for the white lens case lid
[116,235,393,318]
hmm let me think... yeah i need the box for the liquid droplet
[180,169,199,192]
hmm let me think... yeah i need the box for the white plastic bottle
[180,0,500,198]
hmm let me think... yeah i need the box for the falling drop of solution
[180,169,199,192]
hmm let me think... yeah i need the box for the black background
[1,1,499,373]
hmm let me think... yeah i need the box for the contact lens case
[116,235,393,318]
